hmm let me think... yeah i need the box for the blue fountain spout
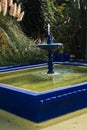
[47,34,52,44]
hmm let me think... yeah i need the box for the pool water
[0,65,87,92]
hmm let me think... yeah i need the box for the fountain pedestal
[48,49,54,74]
[37,33,63,74]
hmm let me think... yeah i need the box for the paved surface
[0,108,87,130]
[42,112,87,130]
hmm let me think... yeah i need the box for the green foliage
[53,0,87,59]
[52,1,80,55]
[52,0,73,51]
[0,28,8,50]
[22,0,57,38]
[0,16,47,66]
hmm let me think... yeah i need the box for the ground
[0,108,87,130]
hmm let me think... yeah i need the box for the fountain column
[37,24,63,74]
[47,33,54,74]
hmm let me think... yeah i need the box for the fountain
[0,25,87,123]
[37,24,63,74]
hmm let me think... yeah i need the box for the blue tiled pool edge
[0,63,87,123]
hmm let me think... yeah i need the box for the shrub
[0,16,47,66]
